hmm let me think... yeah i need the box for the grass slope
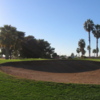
[0,59,100,100]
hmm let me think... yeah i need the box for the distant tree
[10,31,25,58]
[84,19,94,57]
[52,53,58,59]
[0,48,5,57]
[92,24,100,57]
[71,53,74,58]
[60,55,67,59]
[0,25,18,59]
[76,48,80,57]
[78,39,86,56]
[92,49,96,57]
[0,25,25,59]
[20,36,40,58]
[20,37,55,58]
[37,39,55,58]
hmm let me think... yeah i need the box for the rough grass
[0,58,100,100]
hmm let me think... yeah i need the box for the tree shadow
[0,60,100,73]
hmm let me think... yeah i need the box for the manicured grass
[1,58,100,64]
[0,58,48,64]
[84,58,100,62]
[0,71,100,100]
[0,59,100,100]
[74,58,100,62]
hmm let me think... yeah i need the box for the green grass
[1,58,100,64]
[0,71,100,100]
[0,58,48,64]
[0,58,100,100]
[84,58,100,62]
[74,58,100,62]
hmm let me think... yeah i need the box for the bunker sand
[0,60,100,84]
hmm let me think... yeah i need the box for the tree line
[0,25,57,59]
[76,19,100,57]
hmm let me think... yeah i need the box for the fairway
[0,60,100,84]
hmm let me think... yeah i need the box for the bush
[81,56,87,58]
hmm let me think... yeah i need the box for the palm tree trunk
[5,47,9,59]
[96,38,98,57]
[88,32,91,57]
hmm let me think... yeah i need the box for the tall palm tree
[0,25,17,59]
[87,45,91,56]
[78,39,86,56]
[92,24,100,57]
[84,19,94,57]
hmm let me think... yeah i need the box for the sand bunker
[0,60,100,84]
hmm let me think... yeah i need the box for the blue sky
[0,0,100,56]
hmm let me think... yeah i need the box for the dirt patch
[0,60,100,84]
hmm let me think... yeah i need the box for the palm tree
[92,49,96,57]
[78,39,86,56]
[87,45,91,56]
[0,25,17,59]
[92,24,100,57]
[76,48,80,57]
[84,19,94,57]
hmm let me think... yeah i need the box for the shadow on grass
[0,60,100,73]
